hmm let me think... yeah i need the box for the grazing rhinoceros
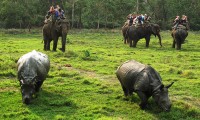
[17,50,50,104]
[116,60,174,111]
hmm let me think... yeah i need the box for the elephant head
[150,24,162,47]
[54,19,70,52]
[55,19,70,34]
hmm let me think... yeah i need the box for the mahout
[17,50,50,104]
[116,60,174,111]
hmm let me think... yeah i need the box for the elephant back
[176,24,187,30]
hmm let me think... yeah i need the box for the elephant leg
[43,36,48,51]
[124,38,126,44]
[132,40,138,47]
[176,38,181,50]
[145,36,150,48]
[123,33,126,44]
[47,40,51,51]
[44,40,47,51]
[146,39,150,48]
[129,40,133,47]
[53,38,58,51]
[61,37,66,52]
[172,39,176,48]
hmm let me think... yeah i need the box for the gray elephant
[171,25,188,50]
[127,23,162,47]
[121,24,129,44]
[116,60,174,111]
[43,15,70,52]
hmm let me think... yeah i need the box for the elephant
[127,23,162,48]
[171,25,188,50]
[43,15,70,52]
[121,24,129,44]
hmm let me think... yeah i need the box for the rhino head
[153,82,174,111]
[20,74,37,104]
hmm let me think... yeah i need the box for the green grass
[0,28,199,120]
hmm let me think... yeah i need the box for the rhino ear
[160,84,164,90]
[165,82,174,89]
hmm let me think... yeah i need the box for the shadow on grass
[142,99,200,119]
[27,90,77,119]
[120,94,199,119]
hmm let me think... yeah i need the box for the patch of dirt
[63,65,118,84]
[0,87,19,92]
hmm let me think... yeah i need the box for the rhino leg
[35,81,43,92]
[119,82,128,96]
[136,91,148,109]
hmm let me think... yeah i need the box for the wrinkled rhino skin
[17,50,50,104]
[116,60,174,111]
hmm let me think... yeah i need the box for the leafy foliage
[0,0,200,29]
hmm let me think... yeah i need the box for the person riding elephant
[43,15,70,52]
[171,15,189,50]
[171,29,188,50]
[127,23,162,48]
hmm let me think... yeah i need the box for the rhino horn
[165,82,174,89]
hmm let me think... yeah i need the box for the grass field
[0,28,199,120]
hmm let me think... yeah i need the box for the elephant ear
[151,25,157,35]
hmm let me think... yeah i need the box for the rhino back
[17,50,50,81]
[145,66,163,91]
[116,60,146,90]
[134,65,163,93]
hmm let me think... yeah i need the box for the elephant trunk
[61,31,67,52]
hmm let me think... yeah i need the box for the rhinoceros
[116,60,174,111]
[17,50,50,104]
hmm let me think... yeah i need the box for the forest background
[0,0,200,30]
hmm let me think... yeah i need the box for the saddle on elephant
[134,22,150,28]
[172,23,189,31]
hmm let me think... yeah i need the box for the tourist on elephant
[127,14,134,26]
[173,16,180,29]
[144,14,151,22]
[131,14,137,25]
[180,15,188,24]
[54,5,65,20]
[49,6,55,14]
[44,6,55,23]
[58,8,65,19]
[137,14,145,24]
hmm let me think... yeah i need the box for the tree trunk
[136,0,139,14]
[97,14,100,29]
[71,2,75,28]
